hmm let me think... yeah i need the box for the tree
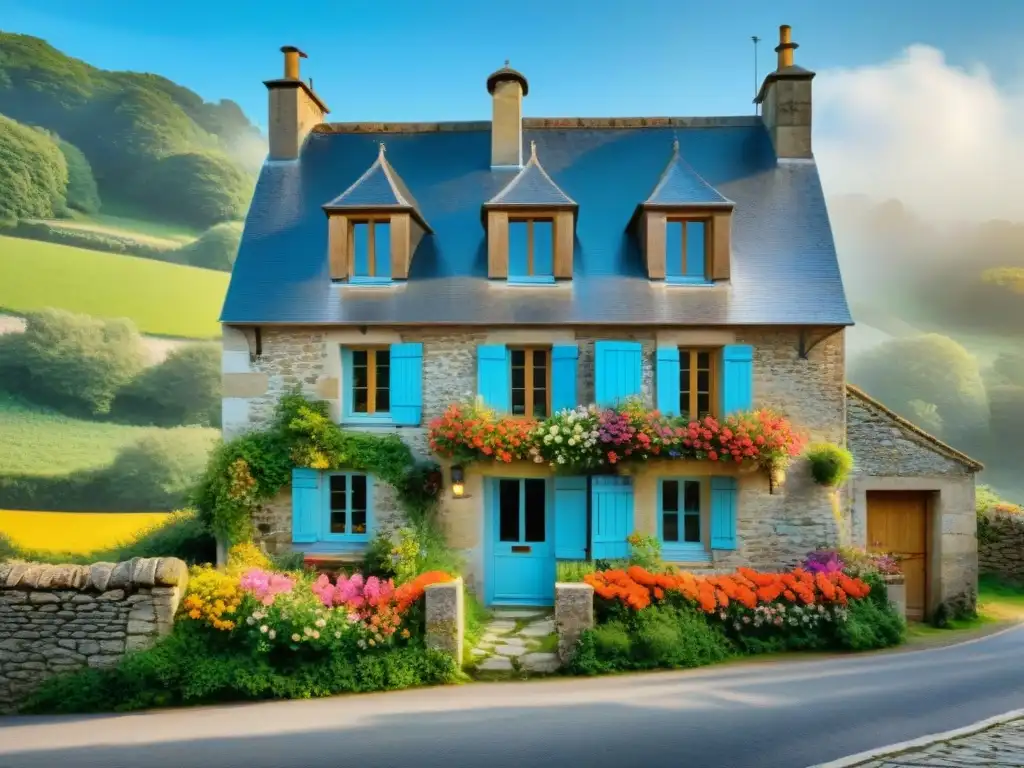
[56,137,100,213]
[114,342,222,427]
[0,113,67,225]
[175,221,243,271]
[849,334,988,444]
[129,151,254,228]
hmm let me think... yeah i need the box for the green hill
[0,32,261,227]
[0,235,227,338]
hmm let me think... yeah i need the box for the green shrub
[556,560,596,583]
[0,307,147,416]
[2,219,178,261]
[57,138,100,214]
[831,572,905,650]
[626,532,664,571]
[0,113,68,226]
[175,221,242,271]
[21,621,457,714]
[113,343,221,427]
[805,443,854,487]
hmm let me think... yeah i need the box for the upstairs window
[350,347,390,415]
[679,348,716,420]
[510,347,550,417]
[666,220,708,282]
[351,220,392,281]
[508,219,554,282]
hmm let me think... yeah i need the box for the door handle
[511,545,531,554]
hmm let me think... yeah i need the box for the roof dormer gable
[483,141,577,283]
[323,143,431,284]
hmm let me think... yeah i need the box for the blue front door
[490,477,554,606]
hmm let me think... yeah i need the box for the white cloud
[814,45,1024,222]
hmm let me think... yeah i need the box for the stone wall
[980,512,1024,583]
[222,324,847,591]
[0,558,188,713]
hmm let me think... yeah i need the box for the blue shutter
[655,346,681,416]
[353,223,370,277]
[509,221,528,277]
[533,220,554,277]
[291,468,322,544]
[721,344,754,415]
[374,222,392,279]
[551,344,578,412]
[389,342,423,425]
[595,341,642,408]
[477,344,510,412]
[666,221,683,278]
[591,476,634,559]
[710,476,738,550]
[554,476,588,560]
[685,221,706,279]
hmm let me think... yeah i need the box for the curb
[807,709,1024,768]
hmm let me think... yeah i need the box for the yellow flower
[188,609,201,620]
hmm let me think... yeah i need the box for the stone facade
[424,577,464,666]
[846,386,981,615]
[979,512,1024,583]
[223,324,847,596]
[0,557,187,713]
[555,582,595,663]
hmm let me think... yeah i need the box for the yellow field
[0,510,171,554]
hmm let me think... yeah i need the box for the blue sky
[4,0,1023,130]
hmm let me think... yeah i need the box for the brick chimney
[755,25,815,159]
[487,61,529,168]
[264,46,330,161]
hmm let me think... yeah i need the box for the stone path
[848,717,1024,767]
[469,608,560,675]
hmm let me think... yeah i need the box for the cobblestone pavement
[469,608,560,675]
[851,718,1024,767]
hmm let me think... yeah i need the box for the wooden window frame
[349,346,391,415]
[509,346,552,418]
[348,217,391,279]
[666,217,711,278]
[509,217,555,278]
[678,347,718,420]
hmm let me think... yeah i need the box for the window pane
[524,479,546,542]
[662,480,679,511]
[685,221,706,279]
[498,479,520,542]
[351,475,367,534]
[666,222,684,277]
[375,349,390,412]
[683,480,701,512]
[511,362,526,389]
[352,350,369,413]
[511,349,526,367]
[329,475,347,534]
[374,222,391,279]
[683,513,701,543]
[679,352,691,419]
[663,512,679,542]
[532,390,547,418]
[532,220,554,277]
[509,222,529,277]
[353,223,370,277]
[697,392,711,418]
[532,349,548,417]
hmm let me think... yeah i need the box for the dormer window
[484,141,577,284]
[323,143,431,285]
[633,140,733,284]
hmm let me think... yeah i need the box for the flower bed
[567,563,905,675]
[429,399,805,474]
[22,546,459,714]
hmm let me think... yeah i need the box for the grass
[905,576,1024,640]
[0,392,182,477]
[85,202,202,242]
[0,510,172,554]
[0,236,226,338]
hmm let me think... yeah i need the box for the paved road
[2,626,1024,768]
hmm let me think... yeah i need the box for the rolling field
[0,510,171,554]
[0,235,226,338]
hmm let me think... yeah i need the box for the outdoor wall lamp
[450,465,466,498]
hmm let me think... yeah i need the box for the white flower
[315,618,326,628]
[246,616,255,626]
[557,456,566,464]
[291,633,301,642]
[357,639,367,649]
[534,456,544,463]
[554,435,563,443]
[304,626,313,636]
[312,630,320,639]
[568,437,576,446]
[269,630,276,639]
[543,434,553,445]
[549,425,559,436]
[260,625,269,633]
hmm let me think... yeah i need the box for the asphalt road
[2,626,1023,768]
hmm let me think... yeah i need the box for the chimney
[487,61,529,168]
[755,24,815,159]
[264,45,330,161]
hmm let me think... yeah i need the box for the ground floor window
[325,472,370,541]
[658,478,707,559]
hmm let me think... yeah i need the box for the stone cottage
[220,26,981,617]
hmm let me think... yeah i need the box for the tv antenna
[752,35,761,115]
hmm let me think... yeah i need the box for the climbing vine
[192,391,442,543]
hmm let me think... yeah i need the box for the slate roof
[222,117,852,326]
[485,141,576,208]
[323,143,430,229]
[644,139,733,207]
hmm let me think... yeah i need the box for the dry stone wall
[980,512,1024,583]
[0,557,188,713]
